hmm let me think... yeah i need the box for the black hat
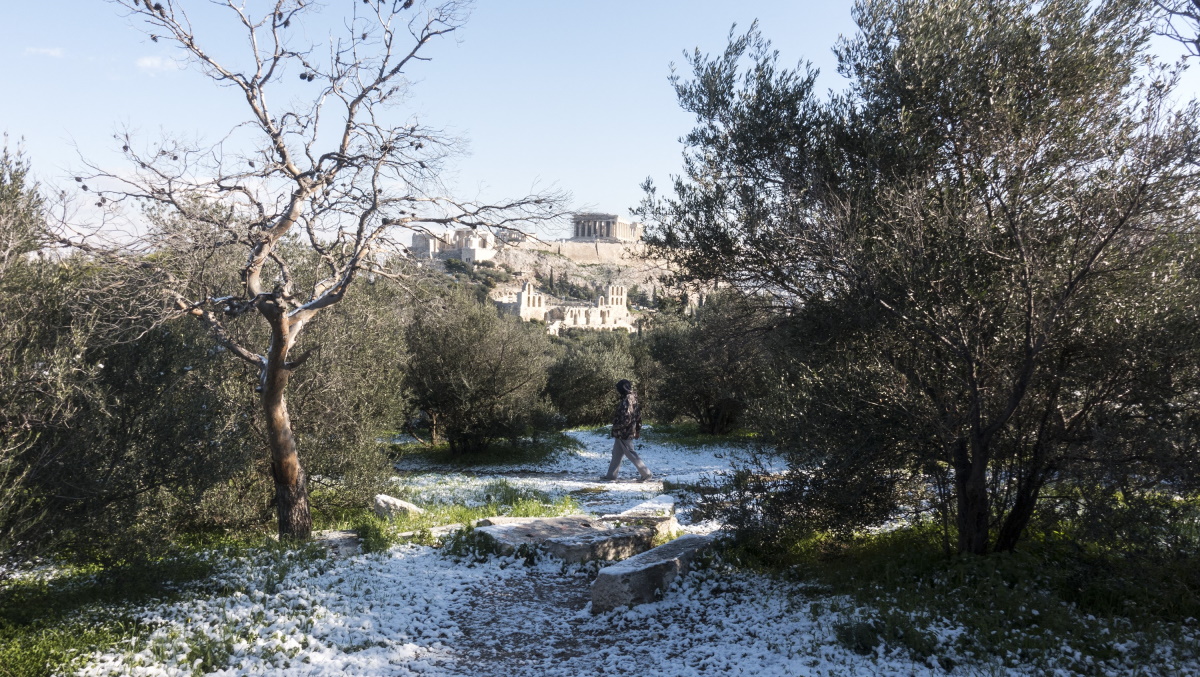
[616,379,633,395]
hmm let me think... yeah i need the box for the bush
[546,331,635,427]
[403,290,554,455]
[645,292,771,434]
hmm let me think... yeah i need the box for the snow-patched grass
[69,543,961,677]
[17,428,1200,676]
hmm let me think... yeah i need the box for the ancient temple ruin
[570,213,643,242]
[511,281,632,334]
[411,227,498,262]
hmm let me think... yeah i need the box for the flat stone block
[591,534,714,613]
[598,514,680,539]
[474,516,608,556]
[544,525,656,564]
[474,514,589,527]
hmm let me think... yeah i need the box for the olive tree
[642,0,1200,554]
[60,0,560,539]
[403,291,552,455]
[546,330,635,427]
[646,293,771,435]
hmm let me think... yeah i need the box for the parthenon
[571,213,643,242]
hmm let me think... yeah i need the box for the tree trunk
[954,438,990,555]
[994,472,1045,552]
[265,390,312,540]
[263,322,312,540]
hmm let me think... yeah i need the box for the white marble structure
[411,227,498,262]
[571,213,643,242]
[510,281,632,334]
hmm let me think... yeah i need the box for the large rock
[374,494,425,520]
[591,534,714,613]
[544,526,656,564]
[472,515,660,563]
[598,495,681,539]
[475,515,587,527]
[473,516,610,555]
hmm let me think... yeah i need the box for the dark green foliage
[0,176,409,559]
[537,268,594,301]
[725,515,1200,672]
[625,284,652,307]
[403,290,554,455]
[545,330,635,426]
[642,0,1200,553]
[645,293,771,434]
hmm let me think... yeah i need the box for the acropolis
[570,213,643,242]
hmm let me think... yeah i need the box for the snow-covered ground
[72,544,957,677]
[63,430,1200,676]
[391,427,773,521]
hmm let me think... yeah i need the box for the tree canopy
[642,0,1200,554]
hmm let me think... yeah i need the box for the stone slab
[543,525,656,564]
[599,514,680,539]
[591,534,714,613]
[313,529,361,557]
[473,516,609,556]
[474,514,589,527]
[598,496,680,539]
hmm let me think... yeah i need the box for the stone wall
[514,239,643,266]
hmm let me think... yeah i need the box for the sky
[0,1,1195,240]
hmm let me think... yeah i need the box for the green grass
[0,539,249,677]
[388,431,581,467]
[642,422,758,448]
[725,523,1200,672]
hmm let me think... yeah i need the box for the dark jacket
[612,393,642,439]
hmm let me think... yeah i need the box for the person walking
[603,379,652,482]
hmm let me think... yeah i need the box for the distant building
[570,213,643,242]
[506,281,632,335]
[411,227,498,262]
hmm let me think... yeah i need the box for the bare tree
[1155,0,1200,57]
[62,0,562,539]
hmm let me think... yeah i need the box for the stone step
[598,495,680,538]
[590,533,714,613]
[475,514,590,527]
[544,526,656,564]
[473,515,611,557]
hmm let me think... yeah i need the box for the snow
[390,427,775,519]
[74,545,946,677]
[65,429,1200,676]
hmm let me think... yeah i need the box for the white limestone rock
[591,533,714,613]
[544,526,656,563]
[373,494,425,520]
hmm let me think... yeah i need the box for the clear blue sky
[1,1,1194,238]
